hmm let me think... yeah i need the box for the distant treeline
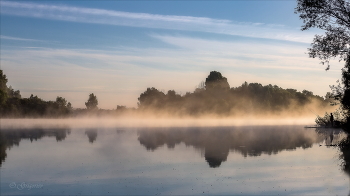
[0,70,331,118]
[138,71,331,116]
[0,70,69,117]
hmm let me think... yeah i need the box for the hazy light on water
[1,117,317,129]
[0,124,348,195]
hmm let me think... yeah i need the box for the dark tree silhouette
[0,70,8,105]
[85,93,98,110]
[331,56,350,128]
[0,128,71,166]
[295,0,350,70]
[136,71,329,116]
[295,0,350,129]
[7,86,21,99]
[138,87,166,109]
[0,69,330,117]
[56,96,67,108]
[85,129,98,143]
[137,126,324,168]
[338,135,350,180]
[205,71,230,90]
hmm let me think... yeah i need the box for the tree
[138,87,166,109]
[7,86,21,99]
[205,71,230,91]
[295,0,350,128]
[0,70,8,105]
[56,96,67,108]
[55,96,72,115]
[85,93,98,110]
[331,55,350,123]
[67,102,73,110]
[295,0,350,70]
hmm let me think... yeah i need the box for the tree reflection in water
[85,129,98,143]
[138,126,331,168]
[0,127,70,166]
[1,126,348,172]
[338,134,350,176]
[315,128,344,146]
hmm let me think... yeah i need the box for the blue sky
[0,0,344,108]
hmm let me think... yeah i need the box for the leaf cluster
[295,0,350,69]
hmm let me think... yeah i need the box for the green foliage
[85,93,98,110]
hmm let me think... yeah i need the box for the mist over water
[1,70,335,120]
[0,120,349,195]
[138,126,345,166]
[1,117,318,129]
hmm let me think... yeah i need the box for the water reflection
[85,129,98,143]
[338,135,350,174]
[334,133,350,196]
[138,126,332,168]
[0,127,70,166]
[0,126,347,170]
[1,125,350,195]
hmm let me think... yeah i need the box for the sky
[0,0,345,109]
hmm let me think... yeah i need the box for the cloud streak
[0,35,40,42]
[1,34,342,108]
[1,1,230,24]
[1,1,315,43]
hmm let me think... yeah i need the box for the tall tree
[85,93,98,110]
[205,71,230,91]
[295,0,350,128]
[295,0,350,70]
[331,55,350,122]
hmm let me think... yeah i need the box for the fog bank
[1,117,317,129]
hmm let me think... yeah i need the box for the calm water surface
[0,123,349,195]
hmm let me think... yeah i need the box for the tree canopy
[0,70,8,105]
[85,93,98,110]
[0,69,332,118]
[295,0,350,129]
[295,0,350,70]
[205,71,230,90]
[137,71,330,116]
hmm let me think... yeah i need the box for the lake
[1,119,349,195]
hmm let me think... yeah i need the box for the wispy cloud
[0,35,58,44]
[0,1,230,24]
[1,34,342,108]
[0,1,315,43]
[0,35,40,42]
